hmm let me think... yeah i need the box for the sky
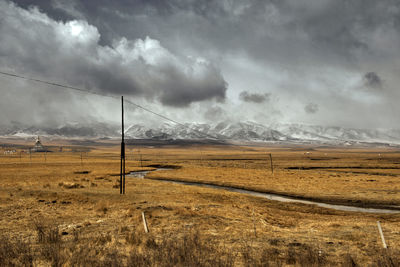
[0,0,400,129]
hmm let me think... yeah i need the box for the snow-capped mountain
[274,123,400,144]
[2,121,400,145]
[123,121,290,141]
[0,122,119,138]
[123,121,400,144]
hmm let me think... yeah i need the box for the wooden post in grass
[142,212,149,233]
[44,151,47,163]
[120,96,126,195]
[29,148,32,164]
[252,208,257,238]
[80,152,83,166]
[269,153,274,174]
[377,221,387,248]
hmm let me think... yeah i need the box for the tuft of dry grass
[0,236,34,266]
[126,230,235,267]
[34,220,60,244]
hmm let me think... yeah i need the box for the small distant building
[32,136,47,152]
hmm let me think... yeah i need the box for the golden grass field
[1,138,400,266]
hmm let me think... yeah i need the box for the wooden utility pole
[120,96,126,194]
[269,153,274,174]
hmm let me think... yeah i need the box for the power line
[0,70,222,140]
[0,70,117,100]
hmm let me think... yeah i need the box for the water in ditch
[128,168,400,214]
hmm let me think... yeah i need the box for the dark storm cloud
[8,0,400,75]
[8,0,400,76]
[364,72,383,89]
[3,0,400,129]
[239,91,270,104]
[304,103,319,114]
[0,1,227,107]
[13,0,399,68]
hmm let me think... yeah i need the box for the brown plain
[0,140,399,266]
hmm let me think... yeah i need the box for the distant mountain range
[1,121,400,145]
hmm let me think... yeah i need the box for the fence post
[269,153,274,174]
[252,208,257,238]
[142,212,149,233]
[377,221,387,248]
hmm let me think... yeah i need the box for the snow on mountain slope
[0,122,119,138]
[274,123,400,144]
[2,121,400,145]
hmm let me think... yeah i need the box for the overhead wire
[0,70,223,141]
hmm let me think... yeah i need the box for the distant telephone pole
[269,153,274,174]
[120,96,126,194]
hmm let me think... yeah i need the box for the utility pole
[269,153,274,174]
[120,96,126,194]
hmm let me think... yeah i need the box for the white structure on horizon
[32,136,46,152]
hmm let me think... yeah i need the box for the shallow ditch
[126,164,181,178]
[286,166,400,170]
[326,170,398,177]
[128,168,400,214]
[127,168,174,178]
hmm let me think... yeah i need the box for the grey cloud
[3,0,400,129]
[203,106,225,121]
[71,1,397,66]
[0,76,96,127]
[10,0,400,67]
[304,103,319,114]
[0,1,226,107]
[364,72,382,89]
[239,91,270,103]
[154,63,226,107]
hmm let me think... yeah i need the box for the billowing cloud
[304,103,319,114]
[239,91,270,103]
[0,1,227,107]
[28,0,399,69]
[2,0,400,129]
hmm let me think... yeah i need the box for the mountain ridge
[1,121,400,145]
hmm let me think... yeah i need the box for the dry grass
[1,140,400,265]
[1,225,399,266]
